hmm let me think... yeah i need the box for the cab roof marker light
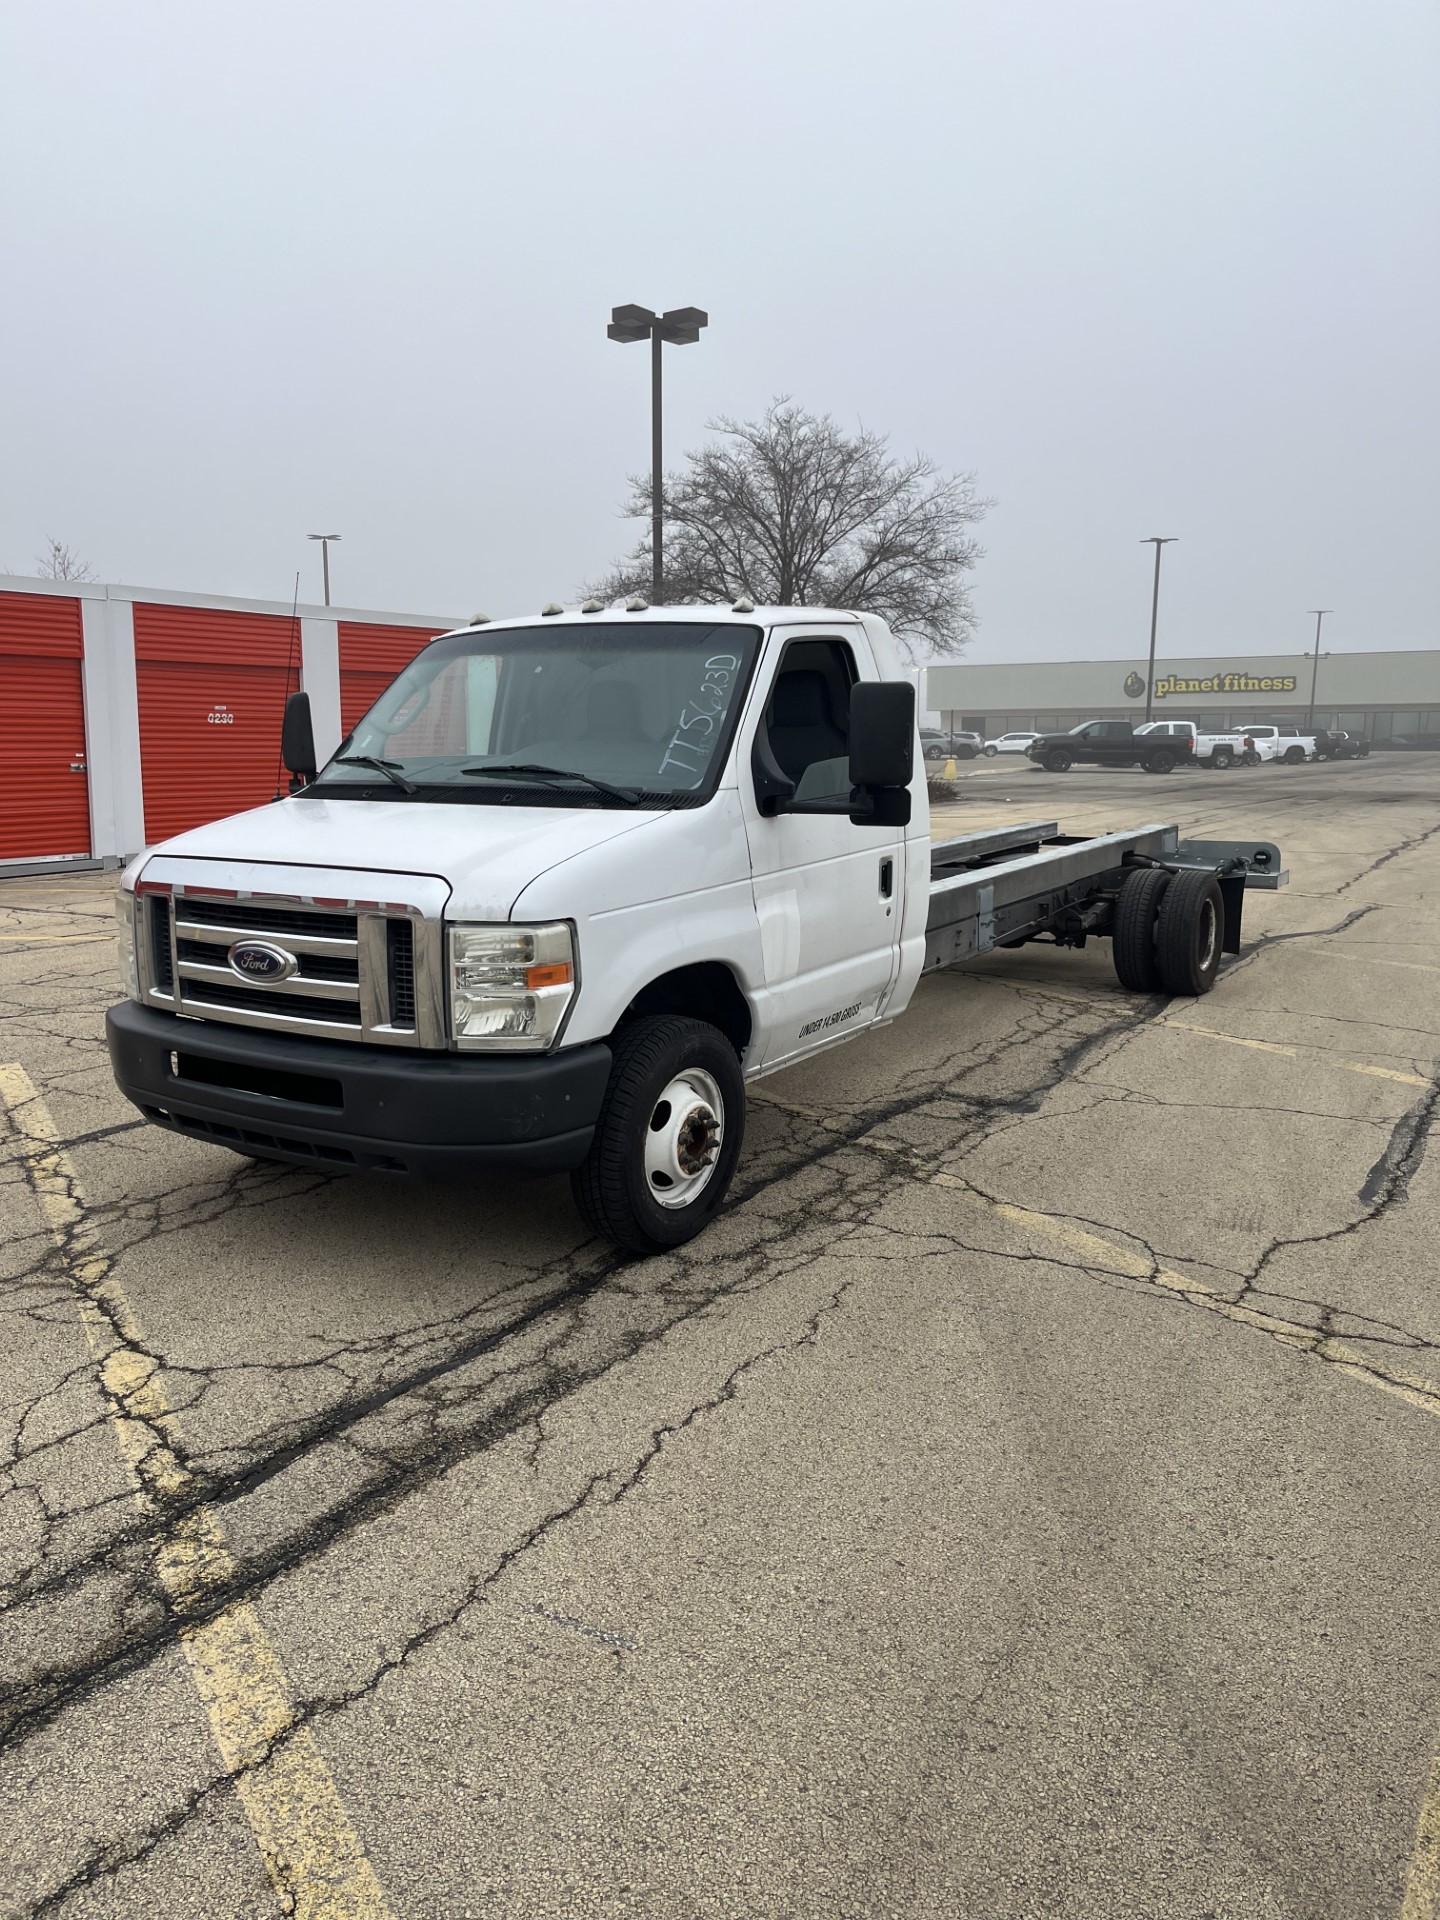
[540,603,565,616]
[624,595,649,612]
[469,612,490,626]
[732,596,755,613]
[580,598,604,614]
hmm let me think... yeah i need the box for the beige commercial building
[925,649,1440,743]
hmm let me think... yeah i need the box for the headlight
[116,890,140,999]
[448,923,575,1052]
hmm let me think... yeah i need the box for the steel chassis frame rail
[923,821,1286,974]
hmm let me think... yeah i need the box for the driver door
[740,631,906,1070]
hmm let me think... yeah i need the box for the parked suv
[1026,719,1191,774]
[983,731,1041,756]
[921,728,983,762]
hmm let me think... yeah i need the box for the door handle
[879,857,894,898]
[70,761,88,773]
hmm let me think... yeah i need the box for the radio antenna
[275,569,302,800]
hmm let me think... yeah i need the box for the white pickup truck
[1133,720,1254,769]
[109,604,1285,1252]
[1242,725,1316,764]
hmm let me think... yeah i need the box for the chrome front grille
[136,868,446,1048]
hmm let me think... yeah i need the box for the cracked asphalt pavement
[2,756,1438,1920]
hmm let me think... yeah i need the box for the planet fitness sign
[1151,671,1298,700]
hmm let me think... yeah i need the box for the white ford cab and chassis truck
[108,605,1286,1253]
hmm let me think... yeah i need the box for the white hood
[140,795,664,920]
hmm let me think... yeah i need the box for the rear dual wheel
[1112,866,1225,997]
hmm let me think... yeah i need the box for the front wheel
[1242,749,1261,766]
[1043,749,1073,772]
[571,1015,745,1254]
[983,745,998,757]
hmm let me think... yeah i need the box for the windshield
[310,622,761,806]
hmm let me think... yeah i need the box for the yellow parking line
[1157,1019,1432,1088]
[1344,1063,1433,1088]
[0,1065,395,1920]
[1159,1019,1299,1058]
[924,1171,1440,1421]
[750,1089,1440,1424]
[1314,951,1440,977]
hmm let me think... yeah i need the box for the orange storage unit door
[338,623,444,740]
[0,593,90,860]
[134,604,299,844]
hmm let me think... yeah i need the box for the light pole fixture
[1306,609,1332,728]
[1140,537,1177,722]
[307,533,342,607]
[607,304,708,605]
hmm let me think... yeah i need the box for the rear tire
[1145,749,1177,774]
[571,1015,745,1254]
[1210,748,1234,770]
[1043,749,1073,772]
[1155,870,1225,996]
[1112,867,1172,992]
[1283,745,1306,764]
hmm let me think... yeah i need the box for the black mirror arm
[751,729,796,817]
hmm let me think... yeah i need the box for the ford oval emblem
[227,940,298,983]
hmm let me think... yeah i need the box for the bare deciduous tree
[36,538,97,582]
[589,400,989,657]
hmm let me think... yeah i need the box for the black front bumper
[106,1001,612,1179]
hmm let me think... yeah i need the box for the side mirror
[848,681,914,826]
[282,690,318,789]
[849,682,915,787]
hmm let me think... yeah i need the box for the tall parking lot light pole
[606,304,708,605]
[1306,610,1331,728]
[307,533,342,607]
[1140,537,1177,723]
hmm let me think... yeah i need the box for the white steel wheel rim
[643,1069,725,1209]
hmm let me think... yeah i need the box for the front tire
[571,1015,745,1254]
[984,745,998,757]
[1043,749,1073,772]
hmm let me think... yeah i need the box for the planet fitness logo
[1123,672,1146,699]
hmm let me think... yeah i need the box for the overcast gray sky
[3,0,1436,663]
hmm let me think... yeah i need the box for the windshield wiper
[330,755,416,794]
[459,762,640,806]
